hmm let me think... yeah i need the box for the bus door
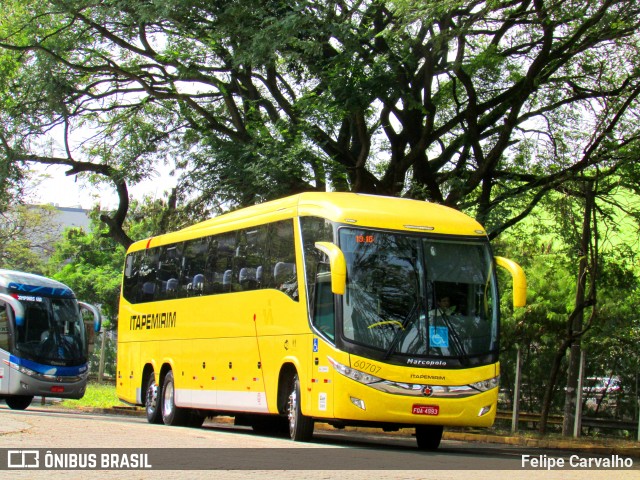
[0,302,11,395]
[117,340,141,404]
[308,268,336,417]
[0,295,25,396]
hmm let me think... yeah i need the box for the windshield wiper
[437,310,470,366]
[383,302,420,360]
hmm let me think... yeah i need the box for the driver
[429,296,456,318]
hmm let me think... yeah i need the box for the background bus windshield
[15,298,87,366]
[340,228,498,366]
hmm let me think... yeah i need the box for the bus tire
[161,370,188,426]
[144,373,163,424]
[415,425,443,450]
[5,395,33,410]
[286,373,314,442]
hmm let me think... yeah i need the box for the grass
[60,381,129,409]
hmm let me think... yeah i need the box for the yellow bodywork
[117,192,523,428]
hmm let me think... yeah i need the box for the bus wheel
[415,425,443,450]
[5,395,33,410]
[161,370,188,426]
[286,373,314,442]
[144,373,162,424]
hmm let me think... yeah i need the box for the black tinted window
[121,220,298,303]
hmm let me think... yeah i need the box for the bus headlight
[7,359,86,383]
[470,376,500,392]
[8,360,39,378]
[327,357,382,385]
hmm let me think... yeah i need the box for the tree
[581,248,640,422]
[552,167,640,435]
[1,1,640,247]
[554,179,597,436]
[46,195,181,380]
[496,171,640,435]
[0,204,59,273]
[497,235,577,416]
[48,195,179,324]
[48,224,123,325]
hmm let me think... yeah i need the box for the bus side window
[139,250,160,302]
[215,232,236,292]
[158,244,183,299]
[300,216,334,320]
[242,225,268,291]
[183,238,208,296]
[0,304,9,351]
[312,265,335,342]
[123,252,141,303]
[268,220,298,300]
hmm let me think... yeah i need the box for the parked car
[583,376,621,394]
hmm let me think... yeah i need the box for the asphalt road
[0,405,637,480]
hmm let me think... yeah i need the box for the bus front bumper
[3,360,88,399]
[330,373,498,428]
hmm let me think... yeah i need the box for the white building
[49,206,91,235]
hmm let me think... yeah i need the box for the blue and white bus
[0,269,101,410]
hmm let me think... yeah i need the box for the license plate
[412,404,440,415]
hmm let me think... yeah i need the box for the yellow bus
[116,192,525,449]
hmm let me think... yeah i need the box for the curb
[441,431,640,458]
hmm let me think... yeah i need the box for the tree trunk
[538,336,571,434]
[562,182,595,436]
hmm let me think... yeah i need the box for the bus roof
[0,269,76,298]
[130,192,487,252]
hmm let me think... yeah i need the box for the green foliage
[0,204,59,273]
[47,215,124,324]
[581,248,640,418]
[496,189,640,421]
[89,332,117,378]
[2,0,640,242]
[60,382,126,409]
[46,197,180,325]
[498,247,576,412]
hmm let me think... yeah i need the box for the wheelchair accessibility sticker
[429,326,449,348]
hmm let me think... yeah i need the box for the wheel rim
[287,387,297,434]
[163,381,174,418]
[146,379,158,414]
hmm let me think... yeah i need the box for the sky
[28,164,177,210]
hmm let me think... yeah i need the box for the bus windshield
[14,297,87,366]
[339,228,498,366]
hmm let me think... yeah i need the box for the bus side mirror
[314,242,347,295]
[0,293,25,327]
[78,301,102,333]
[495,256,527,308]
